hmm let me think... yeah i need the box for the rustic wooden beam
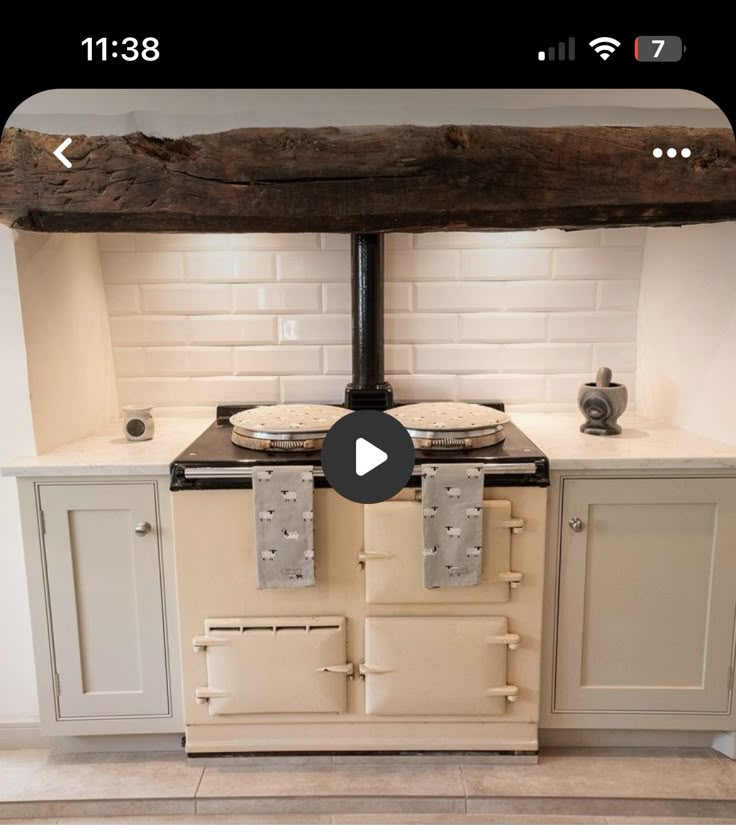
[1,125,735,233]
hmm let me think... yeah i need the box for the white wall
[637,223,736,444]
[101,229,643,411]
[0,227,39,724]
[15,233,119,453]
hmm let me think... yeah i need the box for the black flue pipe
[344,232,393,410]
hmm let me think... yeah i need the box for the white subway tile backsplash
[183,252,275,282]
[390,375,459,402]
[458,313,546,343]
[102,252,184,283]
[136,233,242,251]
[320,234,350,251]
[230,233,320,251]
[386,314,457,343]
[120,376,279,407]
[142,284,231,314]
[189,315,276,345]
[597,280,640,310]
[98,233,136,252]
[322,283,349,312]
[415,344,502,374]
[105,284,140,315]
[233,284,321,313]
[593,342,637,372]
[386,283,413,312]
[501,343,593,373]
[277,251,350,281]
[143,347,232,377]
[279,315,350,344]
[386,233,413,250]
[101,229,645,407]
[280,376,349,403]
[386,250,459,280]
[460,249,550,279]
[324,345,412,375]
[117,377,198,407]
[554,247,643,278]
[188,376,280,404]
[601,228,647,246]
[505,281,596,311]
[415,230,601,249]
[549,312,637,342]
[416,283,505,312]
[110,316,189,346]
[546,372,636,404]
[457,375,546,403]
[113,348,144,377]
[234,346,321,375]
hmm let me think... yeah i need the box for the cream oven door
[193,616,350,715]
[362,499,522,603]
[362,616,519,716]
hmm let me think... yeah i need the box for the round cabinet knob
[135,521,152,537]
[568,517,585,533]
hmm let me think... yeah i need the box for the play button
[355,438,388,476]
[321,410,415,504]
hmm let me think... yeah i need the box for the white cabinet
[19,478,182,735]
[543,475,736,729]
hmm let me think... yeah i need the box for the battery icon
[635,36,684,62]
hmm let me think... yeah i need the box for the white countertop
[2,412,736,478]
[0,418,212,477]
[511,411,736,471]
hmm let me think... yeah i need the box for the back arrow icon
[53,138,73,169]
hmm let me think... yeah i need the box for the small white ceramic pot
[122,405,155,442]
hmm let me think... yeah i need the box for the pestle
[596,367,613,387]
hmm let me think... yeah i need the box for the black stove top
[170,403,550,490]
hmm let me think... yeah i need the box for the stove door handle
[483,684,519,702]
[359,663,394,676]
[316,663,354,676]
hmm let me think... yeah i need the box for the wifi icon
[589,36,621,60]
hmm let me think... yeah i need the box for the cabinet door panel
[40,483,169,719]
[555,477,736,714]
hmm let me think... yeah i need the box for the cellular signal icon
[537,37,576,61]
[589,36,621,60]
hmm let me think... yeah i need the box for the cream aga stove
[168,233,549,755]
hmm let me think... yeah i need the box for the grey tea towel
[421,463,484,588]
[253,465,315,589]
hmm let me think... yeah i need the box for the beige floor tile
[332,753,538,766]
[466,797,736,819]
[0,750,202,803]
[56,813,331,824]
[543,746,719,760]
[462,752,736,800]
[196,797,466,815]
[187,755,334,768]
[605,816,736,824]
[197,763,464,798]
[0,800,194,820]
[333,813,605,824]
[0,820,57,825]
